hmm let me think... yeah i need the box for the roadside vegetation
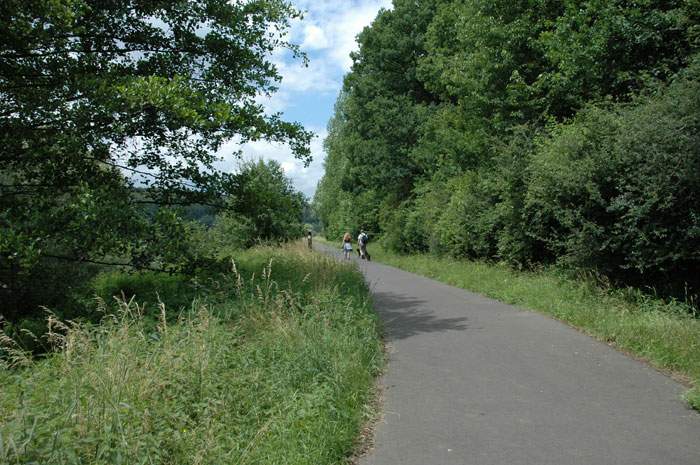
[315,0,699,409]
[342,240,699,410]
[1,3,384,459]
[1,243,382,464]
[1,0,312,328]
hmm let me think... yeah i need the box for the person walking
[307,231,313,250]
[357,230,370,261]
[342,232,353,260]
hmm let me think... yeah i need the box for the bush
[525,106,622,266]
[526,56,700,294]
[407,179,454,254]
[377,200,408,253]
[0,256,102,322]
[200,213,257,256]
[435,172,500,259]
[377,197,430,255]
[91,271,197,316]
[490,127,542,267]
[228,159,305,243]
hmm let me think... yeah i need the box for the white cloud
[216,127,328,199]
[219,1,393,197]
[273,57,336,94]
[326,2,392,71]
[280,160,297,174]
[254,90,291,115]
[293,0,392,71]
[270,1,392,95]
[301,24,329,50]
[274,1,393,93]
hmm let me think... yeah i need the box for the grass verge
[321,237,700,411]
[0,243,383,464]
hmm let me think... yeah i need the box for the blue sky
[215,0,392,198]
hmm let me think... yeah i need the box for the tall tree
[339,0,439,199]
[0,0,311,316]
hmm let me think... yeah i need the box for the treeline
[315,0,700,297]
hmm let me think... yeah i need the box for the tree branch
[92,158,202,191]
[0,46,204,59]
[132,199,225,209]
[42,254,181,274]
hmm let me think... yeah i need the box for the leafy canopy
[0,0,311,316]
[0,0,310,257]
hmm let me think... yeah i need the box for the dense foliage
[0,1,311,320]
[226,159,306,242]
[203,159,306,253]
[2,157,306,349]
[315,0,700,298]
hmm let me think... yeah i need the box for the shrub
[525,106,622,267]
[491,127,542,267]
[91,271,196,316]
[526,56,700,294]
[201,213,257,256]
[227,159,305,243]
[407,179,454,254]
[377,200,409,253]
[435,172,500,259]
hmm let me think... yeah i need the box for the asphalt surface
[317,244,700,465]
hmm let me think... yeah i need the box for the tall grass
[0,243,383,464]
[348,240,700,411]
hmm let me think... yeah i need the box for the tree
[0,0,311,317]
[526,57,700,290]
[537,0,697,117]
[315,0,700,297]
[226,159,305,242]
[339,0,439,199]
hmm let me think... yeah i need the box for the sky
[214,0,393,199]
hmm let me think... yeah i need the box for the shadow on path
[372,290,469,341]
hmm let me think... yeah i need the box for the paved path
[318,245,699,465]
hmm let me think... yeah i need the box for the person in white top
[357,230,370,261]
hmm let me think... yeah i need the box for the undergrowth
[0,243,383,464]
